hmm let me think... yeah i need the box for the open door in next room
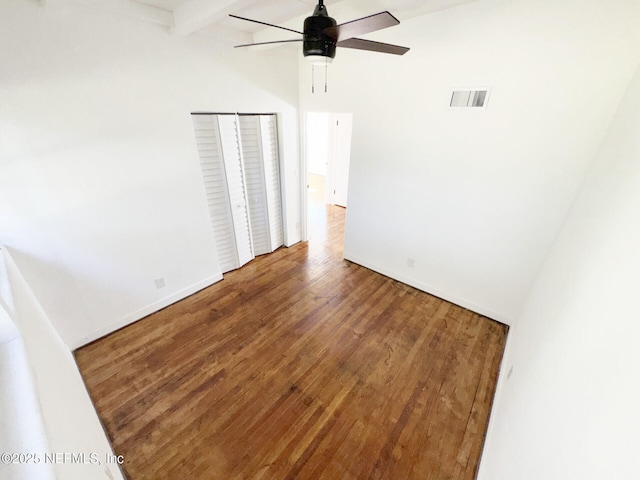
[304,112,353,239]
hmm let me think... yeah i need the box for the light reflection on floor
[307,174,346,258]
[307,173,328,242]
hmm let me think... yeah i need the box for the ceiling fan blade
[337,38,410,56]
[324,11,400,42]
[234,38,305,48]
[229,14,303,35]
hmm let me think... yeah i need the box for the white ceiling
[68,0,478,44]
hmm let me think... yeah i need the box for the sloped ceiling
[53,0,477,44]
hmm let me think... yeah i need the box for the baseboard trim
[343,251,511,326]
[70,274,223,350]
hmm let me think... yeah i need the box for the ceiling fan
[229,0,410,64]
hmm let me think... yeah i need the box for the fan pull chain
[324,56,328,93]
[310,61,328,94]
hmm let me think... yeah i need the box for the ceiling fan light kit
[305,55,334,65]
[230,0,410,92]
[302,1,337,62]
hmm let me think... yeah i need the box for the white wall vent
[450,89,490,108]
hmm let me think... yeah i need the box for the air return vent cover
[450,89,490,108]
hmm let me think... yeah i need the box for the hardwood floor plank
[75,205,508,480]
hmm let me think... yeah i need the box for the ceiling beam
[172,0,261,36]
[51,0,173,27]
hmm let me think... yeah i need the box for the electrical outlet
[155,277,165,289]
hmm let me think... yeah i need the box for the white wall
[0,0,301,348]
[0,298,55,480]
[299,0,640,323]
[478,59,640,480]
[1,248,124,480]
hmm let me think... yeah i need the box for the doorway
[303,112,353,240]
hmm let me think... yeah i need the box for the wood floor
[75,206,508,480]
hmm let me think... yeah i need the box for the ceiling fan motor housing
[303,7,337,60]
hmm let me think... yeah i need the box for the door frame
[301,111,353,241]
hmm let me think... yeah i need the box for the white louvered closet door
[192,114,240,273]
[217,115,254,268]
[239,115,271,256]
[260,114,284,250]
[239,114,284,255]
[193,113,283,274]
